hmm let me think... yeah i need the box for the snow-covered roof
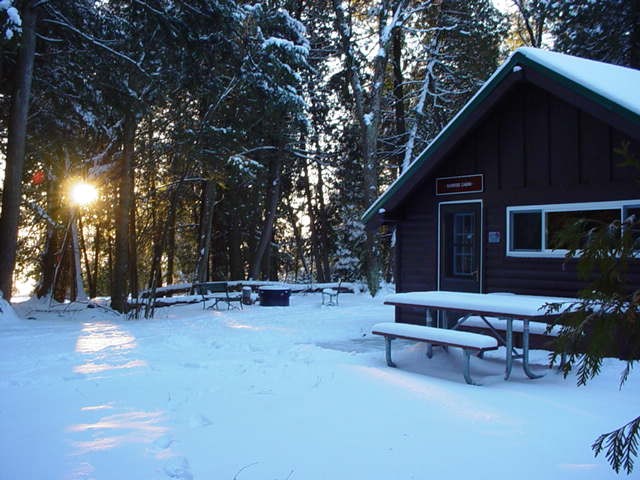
[363,48,640,224]
[518,48,640,117]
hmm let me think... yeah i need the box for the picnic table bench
[191,281,243,310]
[372,322,499,385]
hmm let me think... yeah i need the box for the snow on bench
[371,322,499,385]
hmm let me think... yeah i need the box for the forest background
[0,0,638,312]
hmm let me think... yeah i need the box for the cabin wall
[394,81,640,313]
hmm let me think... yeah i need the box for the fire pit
[258,286,291,307]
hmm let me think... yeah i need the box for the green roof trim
[362,49,640,225]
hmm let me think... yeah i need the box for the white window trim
[506,199,640,258]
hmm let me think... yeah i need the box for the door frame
[437,199,484,292]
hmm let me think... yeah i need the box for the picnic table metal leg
[505,318,513,380]
[426,309,433,358]
[521,320,544,379]
[384,336,397,368]
[462,349,478,385]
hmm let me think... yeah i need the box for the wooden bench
[191,282,242,310]
[371,322,499,385]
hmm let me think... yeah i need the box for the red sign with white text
[436,174,483,195]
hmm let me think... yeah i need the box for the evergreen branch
[593,416,640,474]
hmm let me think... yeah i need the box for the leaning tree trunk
[251,155,283,280]
[0,4,38,301]
[111,113,137,313]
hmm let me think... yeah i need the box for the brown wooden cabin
[363,48,640,328]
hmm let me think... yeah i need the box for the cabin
[363,47,640,326]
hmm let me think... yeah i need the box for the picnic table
[381,291,575,381]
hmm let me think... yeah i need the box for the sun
[69,181,99,207]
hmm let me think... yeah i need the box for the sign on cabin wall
[436,174,484,196]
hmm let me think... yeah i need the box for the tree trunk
[194,179,217,283]
[0,3,38,301]
[78,216,94,298]
[401,4,445,170]
[302,163,324,282]
[287,202,308,281]
[229,217,243,280]
[165,198,177,285]
[392,23,407,167]
[71,218,88,301]
[314,161,331,281]
[251,155,282,280]
[36,227,59,298]
[91,223,101,298]
[128,164,139,299]
[631,0,640,69]
[111,112,137,313]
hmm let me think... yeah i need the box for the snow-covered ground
[0,290,637,479]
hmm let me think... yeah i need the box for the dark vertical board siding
[612,130,640,182]
[549,97,580,187]
[476,118,500,191]
[524,85,550,187]
[500,90,525,190]
[453,139,476,175]
[580,111,611,185]
[397,186,436,294]
[395,220,403,292]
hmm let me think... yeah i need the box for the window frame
[506,199,640,258]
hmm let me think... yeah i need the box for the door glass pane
[452,212,474,276]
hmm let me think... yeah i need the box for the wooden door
[439,202,482,293]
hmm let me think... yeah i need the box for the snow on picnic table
[385,290,577,317]
[0,292,637,479]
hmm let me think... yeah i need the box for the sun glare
[70,181,99,207]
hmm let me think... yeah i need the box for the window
[510,210,542,251]
[507,200,640,257]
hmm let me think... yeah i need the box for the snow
[372,322,498,349]
[1,291,637,479]
[6,6,20,25]
[385,291,577,317]
[1,1,21,40]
